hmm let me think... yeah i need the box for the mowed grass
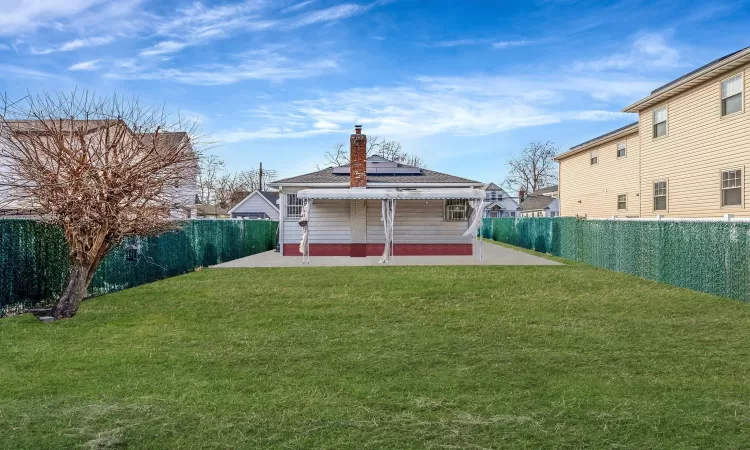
[2,258,750,449]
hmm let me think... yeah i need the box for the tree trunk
[51,262,96,319]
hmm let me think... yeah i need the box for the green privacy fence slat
[482,217,750,302]
[0,219,277,315]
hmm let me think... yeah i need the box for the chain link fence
[0,219,277,316]
[482,217,750,302]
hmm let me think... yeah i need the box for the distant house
[520,185,559,217]
[195,204,229,219]
[228,190,280,220]
[482,183,520,218]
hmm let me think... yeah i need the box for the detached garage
[228,190,280,220]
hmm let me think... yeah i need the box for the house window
[550,212,557,217]
[444,199,468,221]
[286,193,303,218]
[721,74,743,116]
[590,150,598,165]
[617,142,626,158]
[653,106,667,138]
[617,194,627,210]
[653,181,667,211]
[721,169,742,206]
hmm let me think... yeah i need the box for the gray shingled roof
[520,185,558,211]
[569,122,639,151]
[258,191,279,206]
[651,46,750,95]
[271,156,480,185]
[483,182,502,190]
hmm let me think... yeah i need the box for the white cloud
[31,35,113,55]
[0,0,102,35]
[427,38,532,49]
[281,0,318,13]
[492,40,529,49]
[215,72,654,141]
[571,32,681,72]
[286,3,363,28]
[140,41,190,56]
[0,64,59,79]
[430,39,488,48]
[107,53,338,85]
[68,59,100,71]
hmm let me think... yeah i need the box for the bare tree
[0,92,200,319]
[503,141,558,194]
[318,136,426,169]
[197,159,278,208]
[197,154,224,205]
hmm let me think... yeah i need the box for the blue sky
[1,0,748,184]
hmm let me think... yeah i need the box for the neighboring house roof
[484,201,515,210]
[623,45,750,112]
[227,190,280,215]
[483,182,502,191]
[555,122,639,160]
[531,185,558,195]
[196,204,228,216]
[520,185,558,211]
[258,190,279,206]
[270,156,481,186]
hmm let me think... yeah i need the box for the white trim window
[590,150,598,165]
[653,106,667,138]
[617,142,626,158]
[285,193,303,218]
[617,194,627,210]
[653,181,667,211]
[721,169,742,206]
[444,199,468,221]
[721,74,743,116]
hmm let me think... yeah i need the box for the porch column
[350,199,367,257]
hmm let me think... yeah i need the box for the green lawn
[1,255,750,449]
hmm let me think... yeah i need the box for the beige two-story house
[555,122,640,217]
[557,45,750,218]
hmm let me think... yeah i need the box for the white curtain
[462,200,485,261]
[298,200,311,262]
[722,75,742,98]
[379,199,396,263]
[654,107,667,123]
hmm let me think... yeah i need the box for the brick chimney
[518,188,526,203]
[350,125,367,188]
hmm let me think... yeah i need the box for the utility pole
[259,162,263,191]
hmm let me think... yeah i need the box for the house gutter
[554,124,639,161]
[622,48,750,113]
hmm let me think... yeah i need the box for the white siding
[280,192,472,246]
[366,200,471,244]
[283,199,351,244]
[231,192,279,220]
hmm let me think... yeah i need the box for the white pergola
[295,188,486,263]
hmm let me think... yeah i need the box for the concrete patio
[212,242,560,267]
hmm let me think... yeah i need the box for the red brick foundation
[283,243,473,257]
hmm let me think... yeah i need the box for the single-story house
[228,190,280,220]
[519,185,559,217]
[482,182,520,218]
[267,126,486,258]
